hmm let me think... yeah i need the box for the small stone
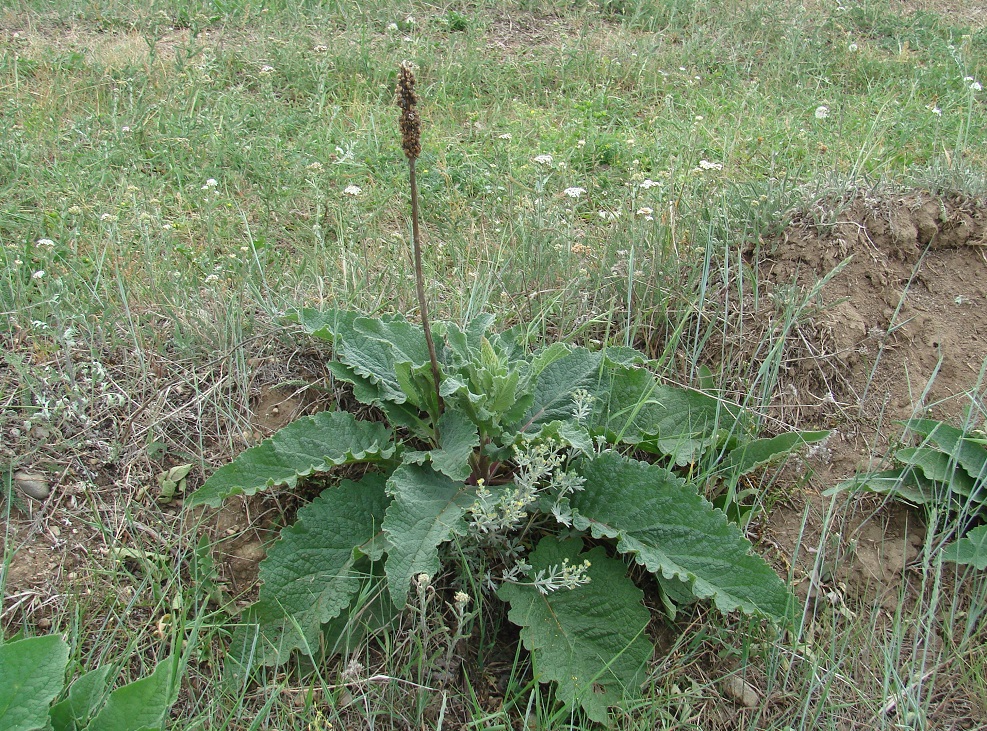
[721,676,760,708]
[13,471,50,500]
[234,541,266,562]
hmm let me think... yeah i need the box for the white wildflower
[306,161,323,171]
[576,139,586,148]
[815,105,829,119]
[120,125,131,133]
[32,270,45,279]
[563,187,586,199]
[313,44,328,53]
[259,65,275,75]
[698,159,723,170]
[204,273,219,284]
[387,22,398,31]
[533,154,554,165]
[343,185,362,196]
[636,207,654,221]
[498,133,512,140]
[639,179,660,189]
[36,238,55,248]
[972,81,983,92]
[931,106,942,116]
[848,43,858,52]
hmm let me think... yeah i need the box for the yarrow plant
[188,63,822,723]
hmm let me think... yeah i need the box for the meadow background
[2,0,987,728]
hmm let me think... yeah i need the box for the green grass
[2,0,987,728]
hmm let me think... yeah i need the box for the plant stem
[408,156,443,419]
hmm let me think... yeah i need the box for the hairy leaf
[522,347,604,430]
[0,634,69,731]
[590,366,743,465]
[230,557,394,670]
[905,419,987,483]
[497,536,652,722]
[895,446,978,497]
[383,464,475,607]
[722,430,830,478]
[50,665,114,731]
[942,525,987,570]
[246,475,390,664]
[187,411,394,508]
[839,468,958,507]
[289,307,360,344]
[429,410,480,481]
[88,653,181,731]
[571,452,794,622]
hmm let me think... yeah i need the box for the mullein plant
[189,62,818,722]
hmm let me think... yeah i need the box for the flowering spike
[396,61,421,160]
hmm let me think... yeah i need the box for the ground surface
[2,0,987,727]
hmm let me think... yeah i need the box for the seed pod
[396,61,421,160]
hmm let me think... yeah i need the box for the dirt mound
[752,190,987,475]
[735,190,987,614]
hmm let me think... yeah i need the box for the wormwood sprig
[397,61,443,419]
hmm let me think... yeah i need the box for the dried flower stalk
[396,61,443,421]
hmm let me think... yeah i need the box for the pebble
[721,675,760,708]
[13,471,50,500]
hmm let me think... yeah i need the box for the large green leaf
[942,525,987,570]
[721,430,830,478]
[383,464,475,608]
[591,367,742,465]
[243,475,390,665]
[905,419,987,483]
[87,653,181,731]
[187,411,394,508]
[497,536,652,723]
[0,634,69,731]
[354,317,431,367]
[50,665,114,731]
[289,307,360,345]
[571,452,794,622]
[230,557,395,671]
[895,446,978,497]
[522,347,604,430]
[428,410,480,482]
[325,317,431,405]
